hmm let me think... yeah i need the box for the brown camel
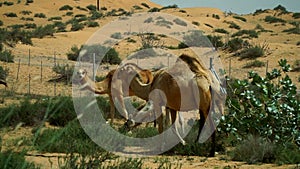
[74,68,154,123]
[118,59,217,156]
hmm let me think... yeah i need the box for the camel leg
[108,95,115,124]
[170,109,186,145]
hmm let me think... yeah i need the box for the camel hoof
[181,140,186,146]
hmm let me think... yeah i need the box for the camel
[0,79,7,87]
[118,54,226,156]
[73,68,154,123]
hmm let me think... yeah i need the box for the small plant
[20,10,32,15]
[207,35,224,48]
[86,21,99,27]
[100,7,107,11]
[204,23,213,28]
[48,16,62,21]
[144,17,153,23]
[59,5,73,11]
[133,5,142,10]
[229,22,241,30]
[179,9,187,13]
[0,49,14,62]
[237,45,265,59]
[89,11,102,20]
[160,4,178,10]
[24,23,37,29]
[67,45,80,61]
[212,14,220,19]
[243,60,265,68]
[34,13,46,18]
[4,12,17,17]
[264,16,286,23]
[225,38,249,52]
[233,15,247,22]
[3,1,14,6]
[0,151,39,169]
[173,18,187,26]
[70,21,84,31]
[25,0,33,4]
[20,17,34,21]
[148,7,160,12]
[292,12,300,19]
[66,11,73,16]
[232,29,258,38]
[32,24,55,38]
[155,18,173,29]
[76,6,88,11]
[53,21,66,32]
[214,28,229,34]
[192,21,200,26]
[52,64,74,84]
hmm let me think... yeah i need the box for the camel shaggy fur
[118,54,225,156]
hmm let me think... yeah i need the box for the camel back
[177,54,211,82]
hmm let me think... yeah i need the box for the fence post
[40,58,43,82]
[54,51,57,96]
[229,58,232,78]
[93,53,96,81]
[16,59,20,80]
[28,49,31,95]
[265,60,269,75]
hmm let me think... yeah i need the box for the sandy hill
[0,0,299,97]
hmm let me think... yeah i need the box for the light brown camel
[74,68,154,123]
[118,58,217,156]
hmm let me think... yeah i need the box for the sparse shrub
[204,23,213,28]
[110,32,122,39]
[141,2,150,9]
[214,28,229,34]
[173,18,187,26]
[179,9,187,13]
[283,23,300,34]
[34,13,46,18]
[25,0,33,4]
[238,45,265,59]
[66,11,73,16]
[253,9,265,15]
[264,16,286,23]
[233,15,247,22]
[3,1,14,6]
[160,4,178,10]
[48,16,62,21]
[59,5,73,11]
[89,11,103,20]
[53,21,66,32]
[229,22,241,30]
[4,12,17,17]
[76,6,88,11]
[182,30,209,47]
[292,12,300,19]
[133,5,142,10]
[212,14,220,19]
[70,21,84,31]
[144,17,153,23]
[243,60,265,68]
[225,38,249,52]
[32,24,55,38]
[232,29,258,38]
[20,10,32,15]
[0,20,3,26]
[24,23,36,29]
[86,4,97,11]
[0,66,8,80]
[86,21,99,27]
[178,42,188,49]
[100,7,107,11]
[148,7,160,12]
[155,18,173,28]
[274,4,288,13]
[52,64,74,84]
[20,17,34,21]
[192,21,200,26]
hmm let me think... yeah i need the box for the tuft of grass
[264,16,286,24]
[232,29,258,38]
[59,5,73,11]
[228,22,240,30]
[0,151,39,169]
[232,135,276,164]
[237,45,265,60]
[243,60,265,68]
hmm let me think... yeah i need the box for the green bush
[0,49,14,62]
[20,10,32,15]
[52,64,74,84]
[53,21,67,32]
[133,5,142,10]
[212,14,220,19]
[192,21,200,26]
[160,4,178,10]
[34,13,46,18]
[67,45,80,61]
[70,21,84,31]
[225,38,249,52]
[110,32,122,39]
[25,0,33,4]
[48,16,62,21]
[86,21,99,27]
[220,59,299,147]
[264,16,286,23]
[66,11,73,16]
[238,45,264,59]
[243,60,265,68]
[24,23,37,29]
[0,151,39,169]
[214,28,229,34]
[20,17,34,21]
[4,12,17,17]
[3,1,14,6]
[89,11,103,20]
[207,35,224,48]
[229,22,241,30]
[148,7,160,12]
[204,23,213,28]
[59,5,73,11]
[0,66,8,80]
[76,6,88,11]
[233,15,247,22]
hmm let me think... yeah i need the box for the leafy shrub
[0,66,8,80]
[76,6,88,11]
[59,5,73,11]
[214,28,229,34]
[24,23,36,29]
[264,16,286,23]
[232,29,258,38]
[67,45,80,61]
[66,11,73,16]
[133,5,142,10]
[292,12,300,19]
[70,21,84,31]
[34,13,46,18]
[274,143,300,164]
[212,14,220,19]
[225,38,249,52]
[20,17,34,21]
[232,135,275,164]
[141,2,150,9]
[53,21,66,32]
[243,60,265,68]
[0,151,39,169]
[89,11,103,20]
[86,4,97,11]
[283,23,300,34]
[32,24,55,38]
[221,59,299,147]
[173,18,187,26]
[4,12,17,17]
[233,15,247,22]
[3,1,14,6]
[229,22,241,30]
[100,7,107,11]
[25,0,33,4]
[160,4,178,10]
